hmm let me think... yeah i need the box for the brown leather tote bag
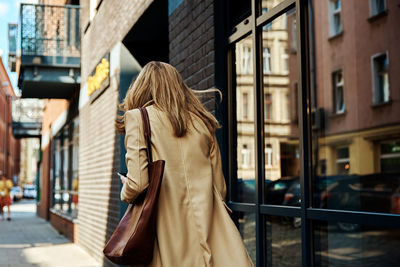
[103,107,165,265]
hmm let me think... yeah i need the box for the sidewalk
[0,199,101,267]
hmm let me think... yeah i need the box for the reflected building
[236,7,299,182]
[312,0,400,177]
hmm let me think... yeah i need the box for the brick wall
[78,82,121,266]
[0,58,20,182]
[169,0,215,91]
[79,1,155,265]
[81,0,153,80]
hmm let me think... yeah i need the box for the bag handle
[139,107,153,163]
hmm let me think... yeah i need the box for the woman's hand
[118,173,128,184]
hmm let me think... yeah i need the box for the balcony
[12,99,44,138]
[18,4,80,99]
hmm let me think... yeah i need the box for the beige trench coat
[121,106,254,267]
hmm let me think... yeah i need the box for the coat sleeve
[120,109,149,203]
[210,135,227,200]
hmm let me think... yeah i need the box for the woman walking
[116,61,254,267]
[0,172,13,221]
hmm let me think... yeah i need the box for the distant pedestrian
[0,173,13,221]
[116,61,254,267]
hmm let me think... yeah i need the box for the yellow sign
[87,58,110,96]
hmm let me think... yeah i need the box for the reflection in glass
[311,0,400,215]
[235,35,255,203]
[262,8,300,206]
[237,212,256,265]
[372,53,389,104]
[266,216,301,267]
[260,0,287,17]
[314,221,400,266]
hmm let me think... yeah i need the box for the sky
[0,0,37,93]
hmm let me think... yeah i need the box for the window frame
[219,1,400,267]
[369,0,387,17]
[328,0,342,37]
[332,69,345,114]
[371,51,390,105]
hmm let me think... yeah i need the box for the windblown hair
[116,61,220,137]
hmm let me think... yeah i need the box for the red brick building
[0,57,20,183]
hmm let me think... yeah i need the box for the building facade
[0,57,20,184]
[16,0,400,266]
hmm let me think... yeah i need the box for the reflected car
[265,176,299,205]
[320,173,400,215]
[10,186,23,201]
[236,176,299,204]
[23,185,37,199]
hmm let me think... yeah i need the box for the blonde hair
[116,61,220,137]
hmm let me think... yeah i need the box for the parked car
[23,185,37,199]
[10,186,23,201]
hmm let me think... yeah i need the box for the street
[0,200,101,267]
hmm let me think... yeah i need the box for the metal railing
[20,3,80,58]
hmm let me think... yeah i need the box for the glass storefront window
[52,117,79,219]
[311,0,400,215]
[53,137,62,210]
[259,0,288,17]
[225,1,400,266]
[262,8,300,206]
[314,221,400,266]
[266,216,301,267]
[235,35,256,203]
[237,212,256,265]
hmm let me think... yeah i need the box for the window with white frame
[332,70,345,114]
[372,53,389,104]
[242,144,251,167]
[329,0,342,36]
[265,144,273,167]
[242,92,249,119]
[370,0,386,17]
[241,45,253,74]
[263,47,272,74]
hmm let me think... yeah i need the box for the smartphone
[118,172,127,177]
[118,172,128,184]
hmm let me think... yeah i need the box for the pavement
[0,199,102,267]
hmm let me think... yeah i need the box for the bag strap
[139,107,153,163]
